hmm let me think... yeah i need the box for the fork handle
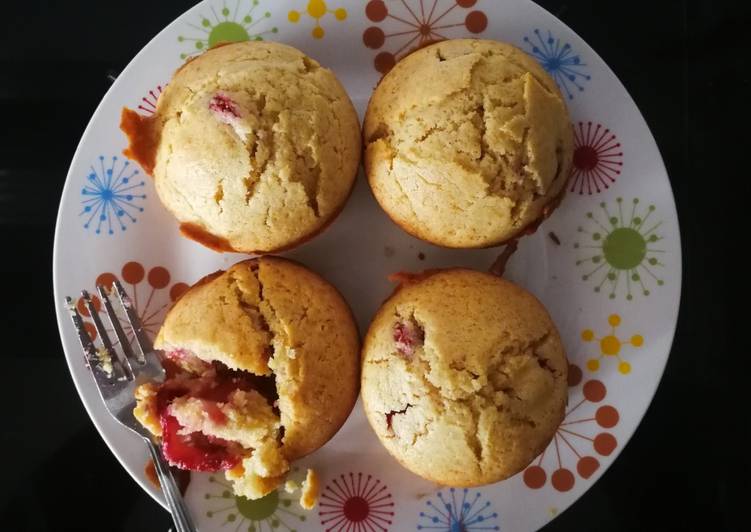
[145,439,197,532]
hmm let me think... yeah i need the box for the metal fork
[65,280,197,532]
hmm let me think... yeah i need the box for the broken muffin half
[134,256,360,504]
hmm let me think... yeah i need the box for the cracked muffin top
[121,41,361,253]
[363,39,573,248]
[135,257,358,501]
[154,256,360,460]
[361,269,568,486]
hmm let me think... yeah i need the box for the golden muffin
[121,41,361,253]
[133,257,359,503]
[361,269,568,486]
[363,39,573,248]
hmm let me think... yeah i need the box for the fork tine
[81,289,128,380]
[97,285,136,378]
[64,296,114,386]
[112,279,151,363]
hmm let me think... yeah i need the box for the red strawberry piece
[393,319,424,359]
[159,414,240,472]
[209,93,241,123]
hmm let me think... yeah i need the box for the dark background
[0,0,746,530]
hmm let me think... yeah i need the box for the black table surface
[0,1,746,530]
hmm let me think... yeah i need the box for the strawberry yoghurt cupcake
[121,41,361,253]
[133,257,359,505]
[364,39,573,248]
[361,269,568,486]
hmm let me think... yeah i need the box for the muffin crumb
[284,480,300,494]
[299,469,320,510]
[96,347,113,376]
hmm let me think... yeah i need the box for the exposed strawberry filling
[209,92,241,123]
[153,354,278,473]
[160,413,241,472]
[393,318,424,359]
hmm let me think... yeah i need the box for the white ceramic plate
[53,1,681,530]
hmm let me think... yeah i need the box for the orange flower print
[76,261,188,344]
[363,0,488,74]
[523,364,620,492]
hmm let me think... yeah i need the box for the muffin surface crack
[363,39,572,247]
